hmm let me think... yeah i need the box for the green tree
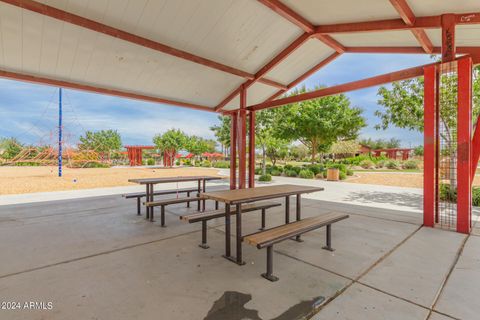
[185,135,216,164]
[210,116,231,156]
[78,130,122,160]
[274,86,366,163]
[359,137,401,149]
[0,137,23,160]
[153,129,187,166]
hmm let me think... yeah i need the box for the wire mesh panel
[436,61,459,230]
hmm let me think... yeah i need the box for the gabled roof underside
[0,0,478,112]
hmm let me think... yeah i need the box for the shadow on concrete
[342,191,423,211]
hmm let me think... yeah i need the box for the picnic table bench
[128,176,223,220]
[123,188,197,215]
[244,212,349,281]
[180,201,281,249]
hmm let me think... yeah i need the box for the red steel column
[423,65,436,227]
[441,14,456,62]
[230,112,238,190]
[248,110,256,188]
[238,86,247,189]
[457,57,472,234]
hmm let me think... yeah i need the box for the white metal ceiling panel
[409,0,480,17]
[264,39,335,85]
[223,82,279,111]
[456,25,480,47]
[332,30,420,47]
[281,0,400,25]
[36,0,303,74]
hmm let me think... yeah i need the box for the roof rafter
[344,46,480,55]
[389,0,433,53]
[0,69,213,112]
[315,12,480,34]
[258,0,346,52]
[249,63,429,111]
[0,0,286,90]
[215,32,312,111]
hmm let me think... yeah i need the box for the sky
[0,53,434,148]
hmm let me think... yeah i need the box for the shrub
[385,160,400,169]
[271,165,283,173]
[175,160,180,166]
[473,188,480,207]
[339,171,347,180]
[439,184,480,207]
[145,158,155,166]
[258,174,272,182]
[315,173,324,179]
[255,168,262,175]
[376,160,385,168]
[201,160,212,167]
[359,159,374,169]
[292,166,302,174]
[306,164,323,175]
[270,169,282,176]
[284,164,293,170]
[298,169,314,179]
[285,169,298,177]
[402,160,418,170]
[346,168,354,176]
[213,161,230,168]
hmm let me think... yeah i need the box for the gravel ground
[0,166,222,195]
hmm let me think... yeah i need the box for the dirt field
[347,172,480,188]
[0,166,223,195]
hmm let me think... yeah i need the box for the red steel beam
[0,69,213,112]
[423,64,436,228]
[441,14,456,62]
[238,87,248,189]
[457,57,472,234]
[1,0,285,90]
[250,63,426,110]
[258,0,346,53]
[390,0,437,53]
[262,52,341,103]
[248,111,256,188]
[230,112,238,190]
[258,0,314,33]
[315,12,480,34]
[215,32,311,111]
[345,46,480,55]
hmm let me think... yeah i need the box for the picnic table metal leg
[215,201,219,210]
[260,208,266,230]
[285,196,290,224]
[199,220,209,249]
[261,246,278,282]
[322,224,334,251]
[187,191,190,208]
[235,203,245,265]
[149,184,154,221]
[145,185,150,220]
[202,179,206,211]
[137,197,141,216]
[197,180,201,211]
[223,204,231,259]
[295,194,303,242]
[160,206,165,226]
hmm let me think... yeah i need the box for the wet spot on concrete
[204,291,325,320]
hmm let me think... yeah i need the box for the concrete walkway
[0,178,478,319]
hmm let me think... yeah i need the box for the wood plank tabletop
[202,184,324,204]
[128,176,224,185]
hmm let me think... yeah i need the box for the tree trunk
[311,141,317,164]
[262,147,266,176]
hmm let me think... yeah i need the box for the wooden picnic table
[128,176,224,218]
[202,184,324,265]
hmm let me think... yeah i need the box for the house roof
[0,0,478,112]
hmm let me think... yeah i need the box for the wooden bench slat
[244,212,349,248]
[180,202,281,223]
[123,188,197,199]
[145,195,205,207]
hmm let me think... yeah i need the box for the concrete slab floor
[434,235,480,320]
[361,227,466,308]
[0,194,475,320]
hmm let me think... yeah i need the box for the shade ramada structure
[1,0,480,233]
